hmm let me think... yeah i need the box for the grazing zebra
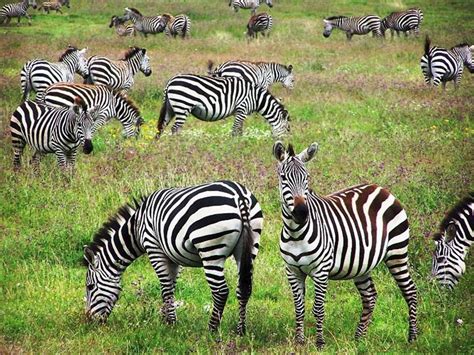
[0,0,37,26]
[123,7,162,37]
[421,36,474,90]
[84,47,151,93]
[43,83,143,138]
[229,0,273,15]
[83,181,263,335]
[430,193,474,290]
[160,13,191,39]
[381,8,423,38]
[323,15,382,40]
[10,97,96,172]
[20,46,89,102]
[208,60,294,91]
[246,13,272,39]
[109,15,135,37]
[273,141,418,348]
[38,1,62,14]
[156,74,290,138]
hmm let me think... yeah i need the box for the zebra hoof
[236,323,246,336]
[295,334,305,345]
[155,132,161,140]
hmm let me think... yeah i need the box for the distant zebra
[85,47,151,93]
[109,15,136,37]
[123,7,162,37]
[229,0,273,15]
[20,45,89,102]
[246,13,272,39]
[57,0,69,8]
[421,36,474,90]
[273,141,418,348]
[323,15,382,40]
[0,0,37,26]
[38,1,62,14]
[43,83,144,137]
[84,181,263,335]
[10,97,96,172]
[208,60,294,91]
[160,13,191,39]
[381,8,423,38]
[430,193,474,290]
[156,74,290,138]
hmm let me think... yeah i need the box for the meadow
[0,0,473,353]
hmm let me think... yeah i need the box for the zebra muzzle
[292,196,308,224]
[83,139,93,154]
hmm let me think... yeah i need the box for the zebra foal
[0,0,37,26]
[273,141,418,348]
[109,15,135,37]
[229,0,273,15]
[323,15,382,40]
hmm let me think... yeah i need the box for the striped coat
[247,12,272,38]
[123,7,162,37]
[0,0,37,25]
[323,15,382,40]
[381,8,423,37]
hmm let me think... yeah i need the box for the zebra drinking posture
[20,46,89,102]
[323,15,382,40]
[156,74,290,138]
[421,36,474,90]
[229,0,273,15]
[208,60,294,91]
[273,141,418,348]
[43,83,143,138]
[38,1,62,14]
[123,7,163,37]
[0,0,37,26]
[159,13,191,39]
[430,193,474,290]
[84,181,263,335]
[109,15,136,37]
[85,47,151,93]
[247,13,272,39]
[10,97,96,172]
[381,8,423,38]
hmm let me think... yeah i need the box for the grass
[0,0,473,353]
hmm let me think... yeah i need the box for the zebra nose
[292,196,308,224]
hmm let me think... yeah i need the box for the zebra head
[273,142,319,224]
[323,19,334,37]
[282,64,294,89]
[72,97,97,154]
[265,0,273,8]
[258,89,290,137]
[139,48,152,77]
[115,93,144,137]
[452,43,474,73]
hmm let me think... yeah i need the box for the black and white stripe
[273,142,418,348]
[20,46,89,102]
[85,47,151,92]
[123,7,162,37]
[381,8,423,38]
[0,0,37,25]
[83,181,263,335]
[38,1,63,14]
[109,15,136,37]
[421,36,474,90]
[160,14,191,39]
[43,83,143,137]
[208,60,294,91]
[431,193,474,290]
[246,12,272,38]
[10,98,95,172]
[156,74,290,138]
[323,15,382,40]
[229,0,273,15]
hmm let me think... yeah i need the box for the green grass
[0,0,473,353]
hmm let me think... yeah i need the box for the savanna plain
[0,0,473,353]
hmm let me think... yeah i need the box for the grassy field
[0,0,473,353]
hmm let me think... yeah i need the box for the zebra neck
[451,237,473,257]
[60,56,77,74]
[126,55,141,75]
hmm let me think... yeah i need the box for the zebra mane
[59,46,78,61]
[451,43,470,49]
[126,7,142,16]
[122,47,143,60]
[438,193,474,233]
[115,91,141,116]
[326,16,348,21]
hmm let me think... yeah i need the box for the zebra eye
[87,284,94,291]
[436,257,446,263]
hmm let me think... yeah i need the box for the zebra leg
[65,150,77,175]
[346,32,352,41]
[30,151,42,174]
[171,112,189,135]
[310,272,328,349]
[54,150,68,171]
[12,140,26,171]
[354,275,377,339]
[203,258,229,332]
[442,81,447,91]
[231,111,247,136]
[286,265,306,344]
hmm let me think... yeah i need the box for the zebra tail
[238,203,254,300]
[157,93,173,136]
[21,62,33,102]
[182,16,189,39]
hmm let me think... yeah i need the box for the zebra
[43,83,144,138]
[208,60,294,91]
[272,141,418,348]
[421,36,474,90]
[229,0,273,15]
[381,8,423,38]
[10,97,96,172]
[430,193,474,290]
[323,15,382,40]
[156,74,290,138]
[38,1,62,14]
[84,47,151,93]
[83,180,263,335]
[159,13,191,39]
[20,45,89,102]
[109,15,136,37]
[246,13,272,39]
[123,7,162,37]
[0,0,37,26]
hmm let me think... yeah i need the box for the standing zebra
[43,83,143,138]
[84,181,263,335]
[381,8,423,38]
[109,15,136,37]
[323,15,382,40]
[156,74,290,138]
[430,193,474,290]
[159,13,191,39]
[246,13,272,39]
[208,60,294,91]
[0,0,37,26]
[229,0,273,15]
[38,1,63,14]
[421,36,474,90]
[123,7,162,37]
[10,97,96,172]
[20,45,89,102]
[273,141,418,348]
[85,47,151,93]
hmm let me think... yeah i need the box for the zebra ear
[287,65,293,73]
[141,48,146,54]
[445,224,457,242]
[273,141,286,162]
[470,45,474,51]
[298,142,319,163]
[323,19,329,24]
[79,47,88,55]
[84,247,97,270]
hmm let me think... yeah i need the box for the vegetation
[0,0,473,353]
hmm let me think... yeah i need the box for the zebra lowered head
[323,16,346,37]
[452,43,474,73]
